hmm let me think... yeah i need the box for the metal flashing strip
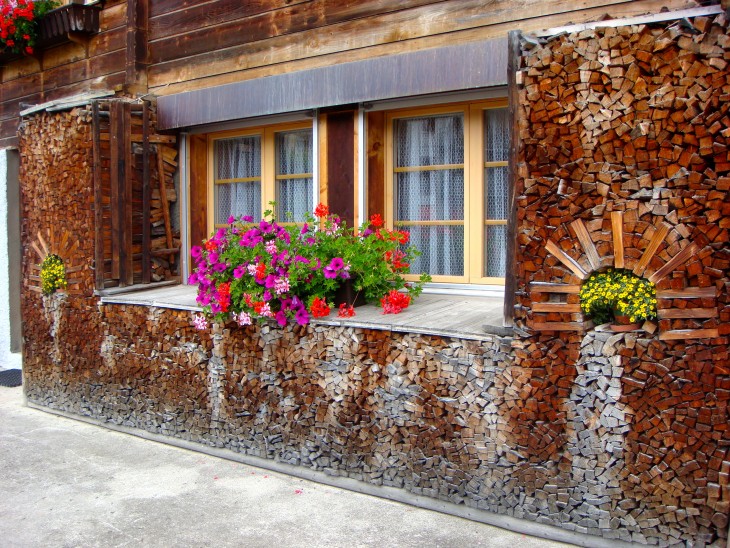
[157,37,508,131]
[533,5,724,37]
[19,90,116,117]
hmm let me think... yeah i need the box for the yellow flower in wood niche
[40,254,67,295]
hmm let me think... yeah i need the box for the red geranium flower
[314,203,329,218]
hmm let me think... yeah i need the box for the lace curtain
[214,135,262,224]
[395,114,465,276]
[276,129,313,223]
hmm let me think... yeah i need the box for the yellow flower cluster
[40,254,67,295]
[579,268,657,324]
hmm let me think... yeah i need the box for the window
[209,121,314,229]
[384,99,509,285]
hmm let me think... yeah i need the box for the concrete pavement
[0,385,575,548]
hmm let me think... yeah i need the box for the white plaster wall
[0,149,21,370]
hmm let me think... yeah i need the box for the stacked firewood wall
[92,99,180,289]
[510,13,729,544]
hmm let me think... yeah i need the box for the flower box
[38,2,101,47]
[0,3,101,65]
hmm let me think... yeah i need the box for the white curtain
[484,108,510,277]
[276,129,313,223]
[395,114,464,276]
[214,136,261,223]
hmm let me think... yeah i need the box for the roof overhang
[157,37,508,131]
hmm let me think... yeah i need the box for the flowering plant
[40,253,66,295]
[189,204,431,328]
[1,0,59,56]
[579,268,657,325]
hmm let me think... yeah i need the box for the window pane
[394,112,465,278]
[485,166,508,220]
[277,178,313,223]
[215,182,261,225]
[405,225,464,277]
[215,136,261,223]
[485,225,507,277]
[484,108,510,162]
[276,129,313,222]
[395,114,464,167]
[396,170,464,221]
[215,136,261,179]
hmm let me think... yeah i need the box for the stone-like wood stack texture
[512,12,730,544]
[19,15,730,547]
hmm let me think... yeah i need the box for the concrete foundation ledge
[27,401,635,548]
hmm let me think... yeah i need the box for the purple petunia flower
[275,310,288,326]
[233,265,246,279]
[242,215,254,223]
[295,308,309,325]
[227,215,236,224]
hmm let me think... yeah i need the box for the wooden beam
[126,0,149,95]
[122,101,134,286]
[659,328,720,341]
[157,145,174,265]
[648,242,700,284]
[530,283,581,294]
[92,101,105,290]
[571,218,600,272]
[528,320,585,332]
[109,101,122,281]
[658,308,718,319]
[657,287,717,299]
[532,303,582,313]
[611,211,624,269]
[504,29,520,328]
[142,101,151,284]
[634,222,670,277]
[545,240,588,280]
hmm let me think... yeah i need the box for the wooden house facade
[4,1,730,545]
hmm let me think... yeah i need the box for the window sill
[99,285,511,341]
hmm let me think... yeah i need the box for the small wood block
[634,222,670,277]
[529,283,581,294]
[571,219,601,271]
[659,328,720,341]
[532,303,582,313]
[648,242,700,284]
[528,320,585,332]
[658,307,718,319]
[545,240,588,280]
[657,287,717,299]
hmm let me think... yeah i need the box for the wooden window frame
[384,98,508,286]
[206,120,313,233]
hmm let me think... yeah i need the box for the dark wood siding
[146,0,703,98]
[0,0,128,148]
[325,110,356,227]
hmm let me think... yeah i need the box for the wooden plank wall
[0,0,128,148]
[147,0,706,98]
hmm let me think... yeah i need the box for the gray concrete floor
[0,385,575,548]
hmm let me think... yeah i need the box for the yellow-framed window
[208,120,313,231]
[384,99,509,285]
